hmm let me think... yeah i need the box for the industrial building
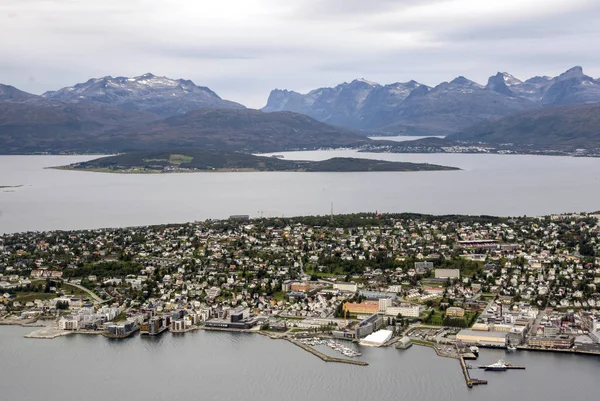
[456,329,507,346]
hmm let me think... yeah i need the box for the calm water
[0,325,597,401]
[1,153,600,234]
[368,135,445,141]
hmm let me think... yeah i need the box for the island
[52,150,459,173]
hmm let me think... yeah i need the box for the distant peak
[451,76,476,85]
[557,66,585,81]
[352,78,380,86]
[489,72,522,87]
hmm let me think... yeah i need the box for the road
[61,281,103,303]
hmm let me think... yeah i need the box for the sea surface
[1,152,600,233]
[0,325,597,401]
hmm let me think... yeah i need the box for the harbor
[296,338,362,358]
[288,339,368,366]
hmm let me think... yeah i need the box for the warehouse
[456,329,507,346]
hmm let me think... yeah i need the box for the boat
[484,359,508,371]
[469,346,479,357]
[507,344,517,351]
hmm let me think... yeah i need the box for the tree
[55,301,69,310]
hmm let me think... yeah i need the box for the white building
[333,282,358,293]
[360,329,393,346]
[385,305,421,318]
[378,298,392,312]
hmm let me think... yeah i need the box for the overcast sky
[1,0,599,107]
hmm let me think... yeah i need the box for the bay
[0,325,597,401]
[1,152,600,234]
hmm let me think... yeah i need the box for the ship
[469,346,479,357]
[507,344,517,351]
[484,359,508,371]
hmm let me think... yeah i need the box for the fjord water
[1,152,600,233]
[0,325,597,401]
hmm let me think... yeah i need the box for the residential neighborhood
[1,212,600,354]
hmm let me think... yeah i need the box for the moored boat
[484,359,508,371]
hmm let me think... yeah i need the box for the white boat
[484,359,508,371]
[507,344,517,351]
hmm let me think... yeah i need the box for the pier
[455,344,487,388]
[288,339,368,366]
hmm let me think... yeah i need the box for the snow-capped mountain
[262,66,600,135]
[42,73,245,116]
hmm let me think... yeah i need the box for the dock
[456,344,487,388]
[288,339,368,366]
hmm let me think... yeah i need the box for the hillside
[446,103,600,150]
[0,101,157,154]
[104,109,372,153]
[58,150,459,173]
[0,96,373,153]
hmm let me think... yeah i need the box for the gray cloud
[0,0,599,107]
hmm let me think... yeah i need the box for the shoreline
[48,166,460,175]
[5,322,600,360]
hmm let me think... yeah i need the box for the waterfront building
[456,329,507,346]
[527,335,575,349]
[354,314,383,339]
[360,329,393,346]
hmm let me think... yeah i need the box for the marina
[289,339,368,366]
[296,338,362,358]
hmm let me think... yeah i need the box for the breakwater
[288,339,368,366]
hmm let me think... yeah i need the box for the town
[2,212,600,363]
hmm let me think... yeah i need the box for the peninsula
[53,150,459,173]
[2,212,600,364]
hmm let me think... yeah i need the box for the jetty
[455,344,487,388]
[288,339,368,366]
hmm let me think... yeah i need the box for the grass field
[14,292,56,303]
[169,154,193,165]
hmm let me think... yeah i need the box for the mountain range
[262,66,600,136]
[1,67,600,154]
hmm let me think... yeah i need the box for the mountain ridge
[42,73,245,116]
[262,66,600,136]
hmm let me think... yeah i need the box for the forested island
[54,150,459,173]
